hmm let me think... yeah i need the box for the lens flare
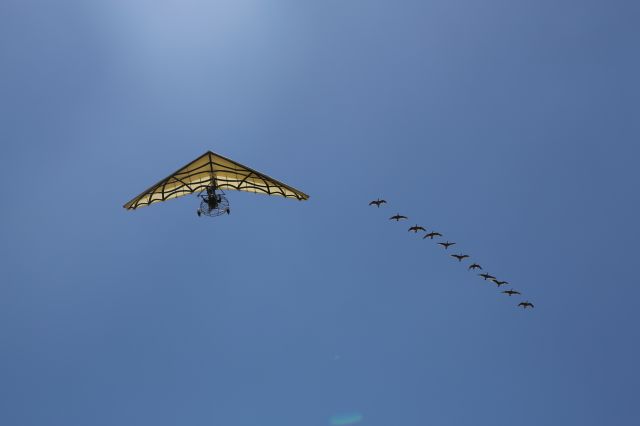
[330,412,363,425]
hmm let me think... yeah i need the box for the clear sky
[1,1,639,425]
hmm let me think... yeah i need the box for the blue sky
[1,1,639,425]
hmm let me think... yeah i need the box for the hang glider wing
[123,151,309,210]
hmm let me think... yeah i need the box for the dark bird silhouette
[438,241,456,249]
[479,273,496,281]
[492,279,509,287]
[389,214,408,221]
[369,199,387,207]
[423,231,442,239]
[408,225,426,233]
[451,254,470,262]
[502,290,521,296]
[518,301,534,309]
[468,263,482,270]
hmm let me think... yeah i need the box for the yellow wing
[123,151,309,210]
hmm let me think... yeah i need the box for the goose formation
[372,198,534,310]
